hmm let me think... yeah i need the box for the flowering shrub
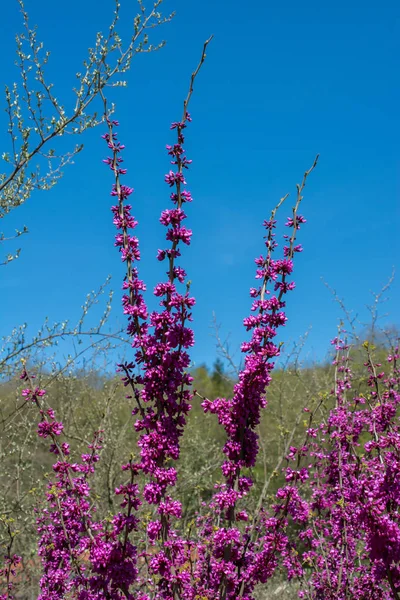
[1,37,399,600]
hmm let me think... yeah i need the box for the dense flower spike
[99,40,212,600]
[192,160,318,599]
[111,107,196,598]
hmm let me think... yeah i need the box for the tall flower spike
[195,156,318,600]
[101,39,212,600]
[126,38,213,599]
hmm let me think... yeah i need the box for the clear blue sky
[1,0,399,372]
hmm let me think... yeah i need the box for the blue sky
[1,0,399,373]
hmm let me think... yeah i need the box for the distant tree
[0,0,172,265]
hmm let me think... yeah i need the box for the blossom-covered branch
[1,0,173,264]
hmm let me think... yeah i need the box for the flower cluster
[194,188,313,598]
[22,354,139,599]
[105,107,196,597]
[0,550,21,600]
[270,336,400,599]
